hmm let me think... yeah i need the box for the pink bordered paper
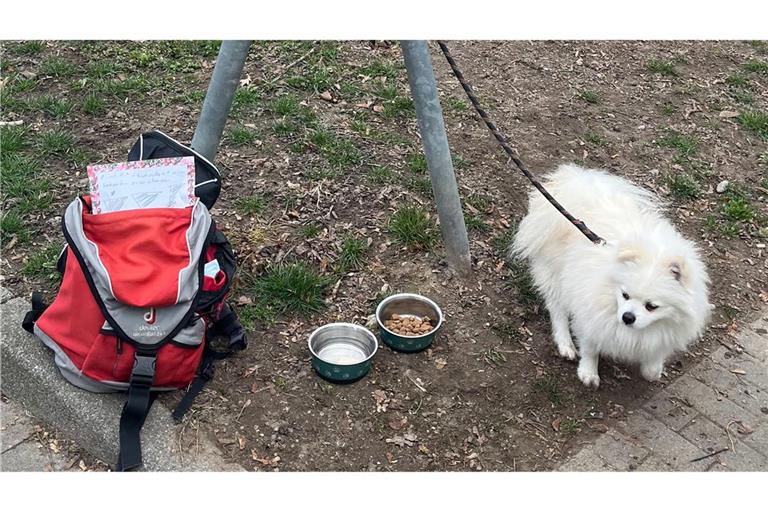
[86,157,196,214]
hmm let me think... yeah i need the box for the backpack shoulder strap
[171,303,247,422]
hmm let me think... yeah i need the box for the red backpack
[22,131,246,471]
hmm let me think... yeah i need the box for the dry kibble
[384,313,434,336]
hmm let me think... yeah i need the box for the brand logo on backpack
[143,307,156,325]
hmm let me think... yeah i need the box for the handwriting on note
[87,157,196,214]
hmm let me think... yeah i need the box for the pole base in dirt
[401,40,471,275]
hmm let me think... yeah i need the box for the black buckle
[130,354,156,387]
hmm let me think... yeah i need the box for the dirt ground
[1,40,767,471]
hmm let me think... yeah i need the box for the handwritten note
[87,157,196,214]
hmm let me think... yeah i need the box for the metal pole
[191,40,252,162]
[400,40,471,275]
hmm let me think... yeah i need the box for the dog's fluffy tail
[511,164,661,260]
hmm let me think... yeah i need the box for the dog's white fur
[512,164,711,387]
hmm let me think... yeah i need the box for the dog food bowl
[308,323,378,383]
[375,293,444,353]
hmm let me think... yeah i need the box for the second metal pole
[401,40,471,275]
[191,40,252,162]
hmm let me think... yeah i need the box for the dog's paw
[557,342,578,361]
[577,367,600,388]
[641,363,664,382]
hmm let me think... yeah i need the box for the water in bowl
[317,340,368,365]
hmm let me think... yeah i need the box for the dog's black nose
[622,312,636,325]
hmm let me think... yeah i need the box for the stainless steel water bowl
[308,323,378,382]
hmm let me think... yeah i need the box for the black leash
[437,41,606,246]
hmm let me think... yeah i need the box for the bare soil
[1,40,766,471]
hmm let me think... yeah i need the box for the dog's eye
[645,302,658,312]
[621,292,630,300]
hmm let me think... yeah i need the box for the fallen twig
[690,447,729,463]
[263,47,317,88]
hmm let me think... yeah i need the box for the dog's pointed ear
[670,259,689,286]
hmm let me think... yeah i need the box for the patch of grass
[704,215,741,238]
[726,73,750,88]
[237,303,277,330]
[647,59,678,76]
[39,56,77,77]
[659,130,698,158]
[583,131,607,146]
[491,226,517,256]
[579,90,599,104]
[465,214,490,233]
[30,95,73,119]
[737,110,768,139]
[381,97,414,119]
[366,165,394,184]
[666,173,700,200]
[86,61,119,78]
[452,152,469,169]
[1,154,53,213]
[235,194,268,216]
[272,120,299,138]
[271,95,300,116]
[335,236,367,273]
[226,126,259,146]
[299,223,322,238]
[559,419,581,434]
[407,176,433,197]
[10,41,44,56]
[232,87,261,110]
[360,59,398,80]
[22,244,62,280]
[0,125,27,154]
[250,263,330,317]
[743,59,768,74]
[445,97,469,113]
[3,75,37,96]
[92,75,153,99]
[407,152,428,173]
[67,147,93,169]
[465,194,489,213]
[722,197,755,222]
[35,129,75,157]
[534,376,565,407]
[307,128,362,169]
[729,88,754,105]
[508,258,541,307]
[82,93,106,115]
[388,205,438,250]
[371,80,398,101]
[0,210,29,241]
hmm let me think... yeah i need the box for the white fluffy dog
[512,164,711,388]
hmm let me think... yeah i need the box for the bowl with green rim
[375,293,443,353]
[308,322,378,383]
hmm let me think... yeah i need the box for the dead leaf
[434,358,447,370]
[242,365,258,378]
[551,418,562,432]
[385,435,415,447]
[388,417,408,431]
[239,75,252,87]
[238,436,246,450]
[718,110,739,118]
[236,295,253,306]
[319,90,333,102]
[78,460,87,471]
[372,104,384,113]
